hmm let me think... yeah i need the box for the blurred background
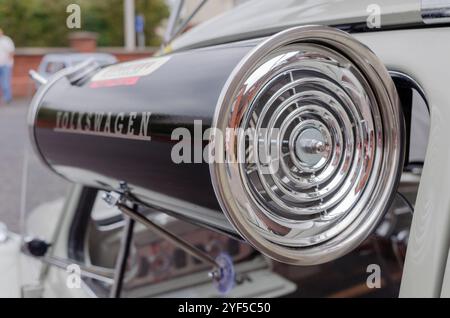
[0,0,247,232]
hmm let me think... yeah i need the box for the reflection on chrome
[211,26,404,265]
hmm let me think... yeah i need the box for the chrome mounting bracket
[102,182,235,294]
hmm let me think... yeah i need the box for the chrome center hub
[293,124,331,172]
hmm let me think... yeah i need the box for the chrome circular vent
[210,26,405,265]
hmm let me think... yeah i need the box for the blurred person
[0,28,15,104]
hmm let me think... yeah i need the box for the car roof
[171,0,421,51]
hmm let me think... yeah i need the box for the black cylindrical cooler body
[29,24,407,265]
[30,42,255,233]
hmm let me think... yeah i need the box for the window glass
[45,62,66,75]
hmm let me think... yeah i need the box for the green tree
[0,0,169,47]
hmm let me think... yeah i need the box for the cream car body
[0,0,448,297]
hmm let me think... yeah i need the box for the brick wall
[13,53,43,98]
[12,47,157,98]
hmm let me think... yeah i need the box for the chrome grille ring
[210,26,405,265]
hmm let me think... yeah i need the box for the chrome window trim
[421,0,450,24]
[389,70,429,112]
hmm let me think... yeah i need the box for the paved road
[0,99,68,232]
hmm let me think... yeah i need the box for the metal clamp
[28,70,48,86]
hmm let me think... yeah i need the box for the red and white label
[90,56,170,88]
